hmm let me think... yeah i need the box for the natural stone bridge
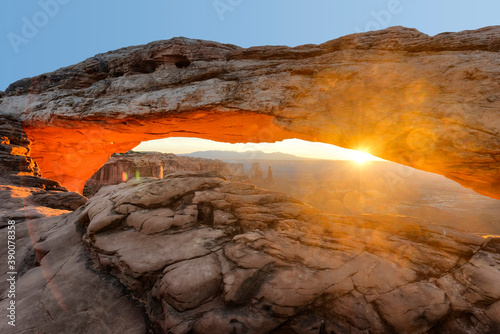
[1,26,499,198]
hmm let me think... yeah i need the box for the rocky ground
[0,212,150,333]
[78,172,500,333]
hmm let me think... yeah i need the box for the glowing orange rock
[24,111,299,192]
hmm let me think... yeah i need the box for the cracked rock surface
[0,213,149,334]
[79,172,500,333]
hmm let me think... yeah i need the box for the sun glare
[351,150,374,164]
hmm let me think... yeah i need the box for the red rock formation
[248,162,275,189]
[83,151,248,196]
[1,26,499,199]
[0,116,87,221]
[22,111,291,192]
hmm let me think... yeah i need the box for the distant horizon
[132,138,385,162]
[130,149,385,162]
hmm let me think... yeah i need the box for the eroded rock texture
[79,172,500,333]
[1,27,499,198]
[84,151,247,196]
[0,116,87,224]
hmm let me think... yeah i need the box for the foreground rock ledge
[1,26,499,198]
[79,172,500,333]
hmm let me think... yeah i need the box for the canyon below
[87,150,500,236]
[0,26,500,333]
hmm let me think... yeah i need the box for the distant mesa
[84,151,249,197]
[248,162,275,189]
[84,150,279,196]
[179,150,311,161]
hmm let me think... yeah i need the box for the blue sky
[1,0,498,159]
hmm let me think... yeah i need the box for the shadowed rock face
[79,172,500,333]
[1,26,499,198]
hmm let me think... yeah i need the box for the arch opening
[23,103,500,204]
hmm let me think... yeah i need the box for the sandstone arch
[1,26,499,198]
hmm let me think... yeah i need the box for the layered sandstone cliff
[0,26,499,198]
[0,116,86,222]
[83,151,247,196]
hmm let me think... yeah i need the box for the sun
[351,150,373,164]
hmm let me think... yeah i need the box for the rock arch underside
[1,26,500,334]
[1,26,499,198]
